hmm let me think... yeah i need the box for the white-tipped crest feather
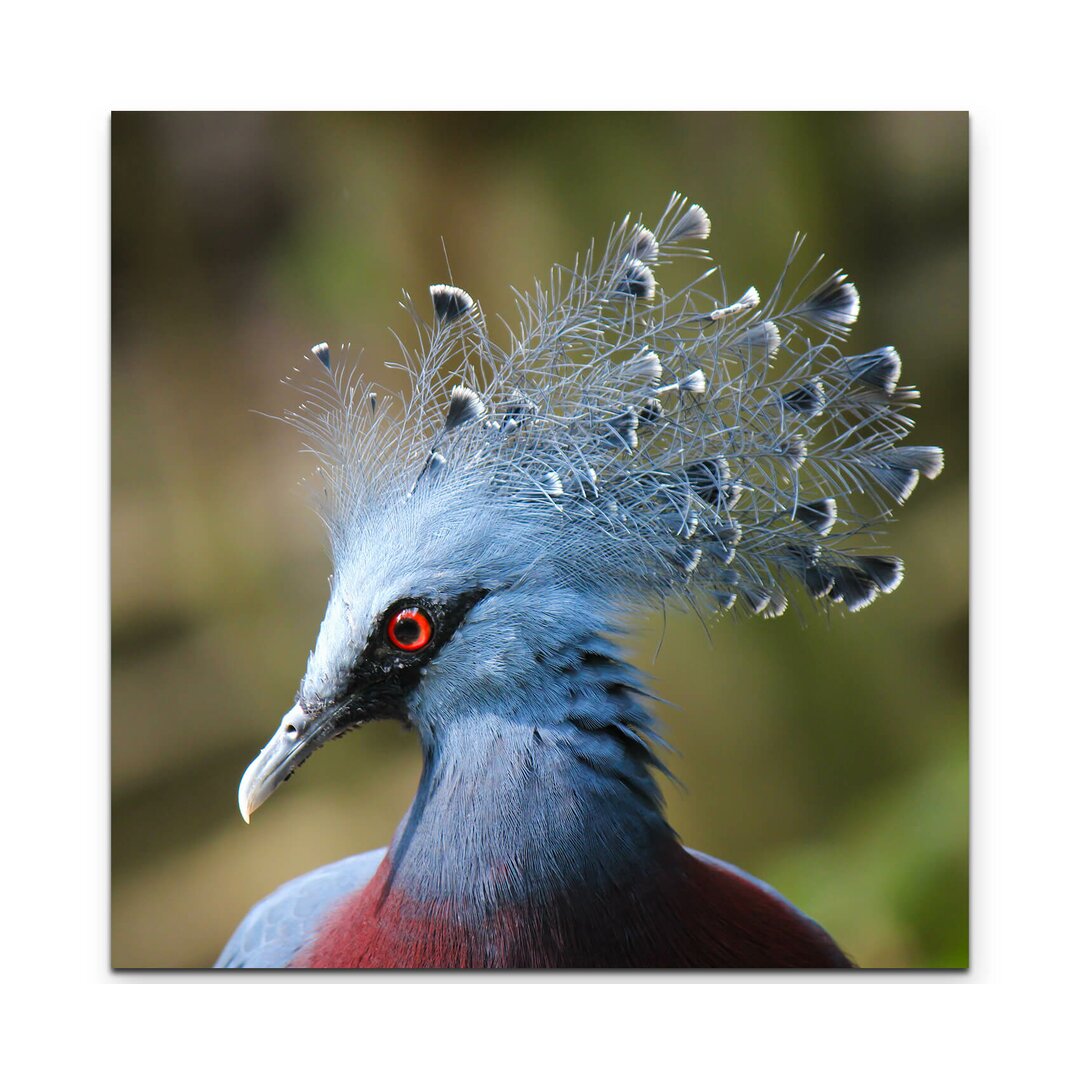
[284,194,942,617]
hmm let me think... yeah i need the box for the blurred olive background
[111,112,967,969]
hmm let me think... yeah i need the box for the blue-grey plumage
[216,849,386,968]
[220,194,942,968]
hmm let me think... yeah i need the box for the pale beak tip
[237,703,314,825]
[238,755,264,824]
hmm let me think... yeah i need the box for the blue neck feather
[385,634,676,913]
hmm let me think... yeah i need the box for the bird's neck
[300,636,704,966]
[296,632,855,968]
[394,634,678,905]
[391,709,676,907]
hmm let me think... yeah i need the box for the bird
[216,194,943,968]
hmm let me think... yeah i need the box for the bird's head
[237,440,623,822]
[237,196,943,821]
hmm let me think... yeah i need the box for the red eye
[387,607,434,652]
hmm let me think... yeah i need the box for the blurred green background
[111,112,968,969]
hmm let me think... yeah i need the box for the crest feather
[284,194,942,618]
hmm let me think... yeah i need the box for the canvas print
[111,112,968,968]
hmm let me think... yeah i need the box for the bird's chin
[237,700,363,822]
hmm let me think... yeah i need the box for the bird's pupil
[395,616,420,644]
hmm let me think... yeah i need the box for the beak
[238,701,345,823]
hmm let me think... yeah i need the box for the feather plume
[284,193,942,617]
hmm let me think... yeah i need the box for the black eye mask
[336,588,490,724]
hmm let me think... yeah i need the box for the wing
[687,848,854,967]
[215,848,387,969]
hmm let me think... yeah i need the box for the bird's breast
[292,846,852,969]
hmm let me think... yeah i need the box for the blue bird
[216,195,943,968]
